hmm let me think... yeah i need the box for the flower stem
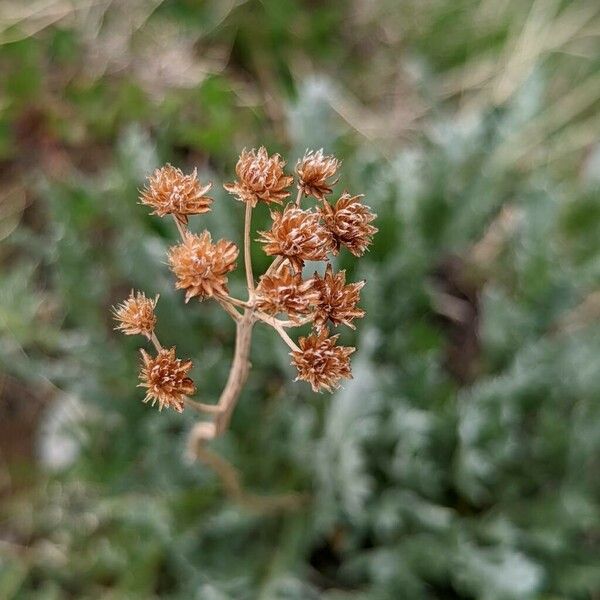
[264,255,285,278]
[186,311,254,445]
[217,298,242,322]
[277,314,313,328]
[254,311,300,351]
[244,201,255,297]
[214,309,254,435]
[274,325,300,352]
[221,294,253,309]
[150,332,162,351]
[173,215,187,239]
[183,397,222,414]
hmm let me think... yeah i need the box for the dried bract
[255,265,319,320]
[320,193,377,256]
[138,347,195,412]
[140,164,213,224]
[296,149,340,199]
[169,231,238,302]
[112,290,158,337]
[291,329,354,392]
[257,205,332,271]
[312,264,365,331]
[224,147,293,207]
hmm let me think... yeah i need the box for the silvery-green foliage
[2,42,599,600]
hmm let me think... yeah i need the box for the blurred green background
[1,1,600,598]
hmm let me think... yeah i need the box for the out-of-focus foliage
[1,1,599,598]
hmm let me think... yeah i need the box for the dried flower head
[296,149,340,199]
[112,290,158,337]
[255,265,319,321]
[312,264,365,331]
[169,231,238,302]
[138,347,195,412]
[224,147,293,207]
[291,329,354,392]
[257,205,332,271]
[320,193,377,256]
[140,164,213,224]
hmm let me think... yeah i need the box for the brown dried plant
[296,149,340,200]
[138,347,195,413]
[141,164,213,224]
[311,264,365,331]
[224,147,293,207]
[320,192,377,256]
[291,328,355,392]
[168,231,238,302]
[257,205,332,271]
[112,290,158,338]
[255,264,318,321]
[113,147,376,472]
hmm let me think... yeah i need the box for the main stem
[214,309,254,435]
[211,200,256,432]
[210,199,257,433]
[188,291,254,447]
[188,201,257,446]
[186,200,300,448]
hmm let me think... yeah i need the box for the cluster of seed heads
[112,147,376,420]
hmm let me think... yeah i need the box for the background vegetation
[1,0,600,598]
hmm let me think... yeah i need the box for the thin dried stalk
[255,312,300,351]
[173,215,187,239]
[244,201,255,296]
[217,298,242,322]
[194,445,309,513]
[214,309,254,435]
[150,331,162,351]
[183,397,222,414]
[294,187,302,206]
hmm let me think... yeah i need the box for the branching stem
[254,312,300,351]
[274,325,300,352]
[168,206,300,447]
[214,309,254,434]
[222,295,253,309]
[217,298,242,322]
[183,397,222,414]
[277,315,313,328]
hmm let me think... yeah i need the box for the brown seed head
[320,193,377,256]
[140,164,213,224]
[224,147,293,207]
[112,290,158,337]
[255,265,319,321]
[138,347,195,412]
[168,231,238,302]
[257,205,332,271]
[291,328,354,392]
[312,264,365,331]
[296,149,340,199]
